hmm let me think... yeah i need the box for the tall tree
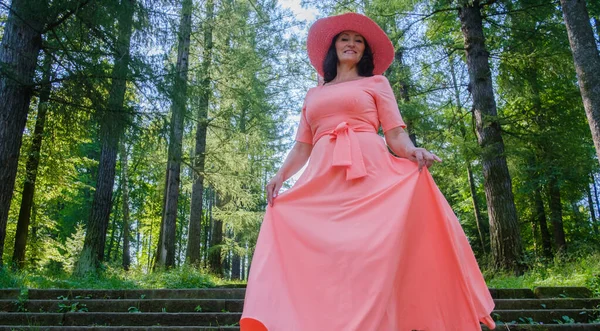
[154,0,193,269]
[588,177,599,236]
[74,0,135,276]
[458,0,523,271]
[186,0,214,266]
[11,54,52,269]
[449,53,487,253]
[534,187,554,258]
[209,192,224,275]
[120,140,131,270]
[547,177,567,252]
[560,0,600,165]
[0,0,48,267]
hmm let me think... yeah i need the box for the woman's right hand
[266,173,284,206]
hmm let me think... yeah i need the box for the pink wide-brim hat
[307,13,395,77]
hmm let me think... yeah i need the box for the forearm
[276,141,312,181]
[384,127,415,159]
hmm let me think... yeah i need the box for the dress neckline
[320,75,375,87]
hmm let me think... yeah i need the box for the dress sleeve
[374,76,407,133]
[295,90,313,145]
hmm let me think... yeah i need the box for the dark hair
[322,32,375,84]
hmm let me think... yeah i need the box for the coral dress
[240,75,495,331]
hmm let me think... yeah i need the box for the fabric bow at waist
[328,122,368,180]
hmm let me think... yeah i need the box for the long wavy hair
[322,32,375,84]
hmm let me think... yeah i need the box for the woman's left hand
[406,147,442,171]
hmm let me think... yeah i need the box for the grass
[3,252,600,294]
[483,252,600,295]
[0,264,243,289]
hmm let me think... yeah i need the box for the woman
[240,13,496,331]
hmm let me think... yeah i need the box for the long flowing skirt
[240,131,495,331]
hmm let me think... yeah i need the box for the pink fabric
[241,75,495,331]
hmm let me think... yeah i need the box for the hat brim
[307,13,395,77]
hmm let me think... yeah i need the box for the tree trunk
[120,140,131,270]
[241,246,246,281]
[11,54,52,269]
[105,191,120,262]
[547,178,567,252]
[0,0,48,267]
[587,181,599,236]
[74,0,134,276]
[449,53,487,254]
[393,50,417,147]
[560,0,600,165]
[155,0,192,269]
[466,163,487,253]
[459,0,523,272]
[209,193,224,275]
[593,174,600,224]
[186,0,214,266]
[531,214,538,253]
[534,188,553,258]
[113,221,123,261]
[202,187,213,268]
[231,232,241,280]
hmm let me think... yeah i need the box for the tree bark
[202,187,213,268]
[186,0,214,266]
[241,246,246,280]
[449,53,487,253]
[459,0,523,272]
[155,0,192,269]
[393,49,417,147]
[11,54,52,269]
[547,177,567,252]
[121,140,131,270]
[534,188,553,259]
[0,0,48,267]
[466,162,487,253]
[560,0,600,166]
[74,0,134,276]
[105,190,120,262]
[231,232,241,280]
[209,193,224,275]
[587,181,599,236]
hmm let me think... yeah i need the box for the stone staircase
[0,287,599,330]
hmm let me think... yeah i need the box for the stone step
[0,312,242,326]
[0,288,540,300]
[0,289,20,300]
[25,289,246,300]
[534,287,593,299]
[2,287,589,300]
[3,324,600,331]
[1,310,598,326]
[0,327,240,331]
[494,298,600,310]
[0,299,244,313]
[492,309,600,324]
[2,298,599,313]
[486,325,600,330]
[489,288,535,299]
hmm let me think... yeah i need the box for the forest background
[1,0,600,290]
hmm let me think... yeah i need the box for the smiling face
[335,30,365,66]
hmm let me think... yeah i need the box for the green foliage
[0,264,220,289]
[57,301,88,313]
[3,0,600,282]
[485,252,600,294]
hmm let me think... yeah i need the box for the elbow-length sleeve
[373,76,407,133]
[295,90,313,145]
